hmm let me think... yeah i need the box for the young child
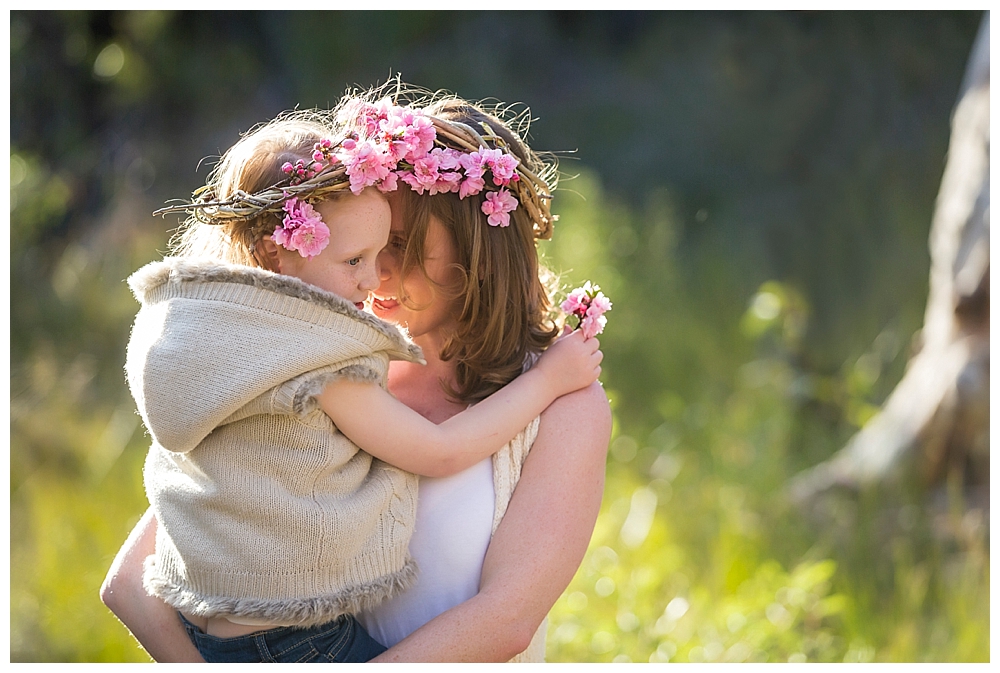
[126,109,602,663]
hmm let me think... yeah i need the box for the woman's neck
[388,332,466,424]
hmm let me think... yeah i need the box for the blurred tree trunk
[791,13,990,502]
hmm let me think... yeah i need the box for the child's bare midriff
[181,611,282,638]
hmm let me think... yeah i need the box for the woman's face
[371,195,462,341]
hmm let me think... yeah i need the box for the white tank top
[357,456,495,648]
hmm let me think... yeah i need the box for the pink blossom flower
[400,114,437,162]
[400,152,442,194]
[282,158,323,185]
[377,170,399,193]
[456,151,488,198]
[590,292,612,314]
[336,139,393,194]
[481,188,518,227]
[432,169,462,195]
[379,106,436,163]
[433,147,462,170]
[561,288,589,316]
[399,171,426,194]
[274,198,330,258]
[488,152,519,186]
[424,149,463,194]
[561,282,611,338]
[580,312,608,339]
[459,150,488,178]
[339,98,391,138]
[477,148,502,166]
[459,173,486,199]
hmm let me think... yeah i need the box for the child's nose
[360,262,380,292]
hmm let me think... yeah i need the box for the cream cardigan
[492,415,547,663]
[126,257,424,627]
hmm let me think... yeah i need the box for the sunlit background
[10,10,988,662]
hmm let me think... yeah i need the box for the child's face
[277,188,391,309]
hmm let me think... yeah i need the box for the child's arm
[371,381,612,662]
[318,329,602,478]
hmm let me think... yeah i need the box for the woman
[101,92,612,662]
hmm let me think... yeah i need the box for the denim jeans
[179,613,387,663]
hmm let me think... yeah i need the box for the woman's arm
[100,508,206,662]
[371,380,612,662]
[321,331,602,478]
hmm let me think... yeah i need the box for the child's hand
[534,329,604,398]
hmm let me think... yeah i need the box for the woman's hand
[100,508,206,662]
[533,329,604,398]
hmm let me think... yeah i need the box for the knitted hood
[125,256,424,454]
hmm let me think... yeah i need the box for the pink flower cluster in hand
[561,281,612,339]
[333,98,523,225]
[272,197,330,258]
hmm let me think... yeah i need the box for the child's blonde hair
[170,111,339,270]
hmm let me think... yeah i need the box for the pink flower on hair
[434,147,462,171]
[273,198,330,258]
[399,114,437,162]
[459,150,488,177]
[457,150,488,198]
[560,281,612,338]
[432,170,463,195]
[337,138,393,194]
[428,148,463,195]
[459,173,486,199]
[487,151,519,186]
[377,170,399,193]
[399,151,442,194]
[481,188,518,227]
[339,98,389,138]
[458,147,520,190]
[378,105,436,163]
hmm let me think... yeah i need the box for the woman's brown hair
[394,98,561,403]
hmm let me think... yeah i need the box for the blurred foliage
[9,10,987,662]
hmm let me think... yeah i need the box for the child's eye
[348,257,361,266]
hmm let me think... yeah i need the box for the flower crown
[155,99,557,258]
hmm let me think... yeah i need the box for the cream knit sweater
[492,415,548,663]
[125,257,425,627]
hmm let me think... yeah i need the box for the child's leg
[179,613,386,663]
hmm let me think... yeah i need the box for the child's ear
[258,236,283,273]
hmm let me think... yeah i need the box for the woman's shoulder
[540,381,611,425]
[530,381,612,461]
